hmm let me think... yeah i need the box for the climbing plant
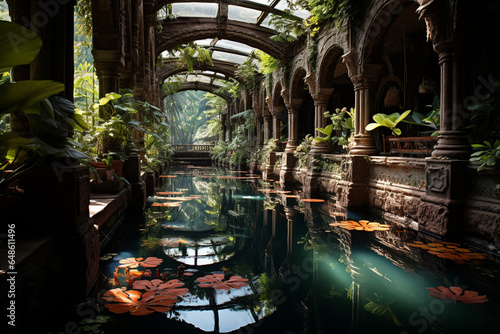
[278,0,360,36]
[165,42,213,73]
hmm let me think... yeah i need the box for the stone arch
[170,82,233,102]
[317,45,345,89]
[289,67,308,100]
[157,59,239,83]
[155,18,291,61]
[358,0,437,65]
[272,81,284,108]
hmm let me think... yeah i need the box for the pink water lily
[196,273,248,290]
[133,279,189,297]
[102,288,177,316]
[118,257,163,268]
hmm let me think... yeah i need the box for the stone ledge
[89,188,130,248]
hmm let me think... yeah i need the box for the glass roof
[158,1,309,85]
[171,3,218,18]
[228,5,261,24]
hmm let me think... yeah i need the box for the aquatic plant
[406,241,486,264]
[364,293,402,327]
[196,273,248,290]
[133,279,189,297]
[118,257,164,268]
[102,288,178,316]
[329,220,391,231]
[426,286,488,308]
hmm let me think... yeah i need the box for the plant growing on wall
[294,135,314,168]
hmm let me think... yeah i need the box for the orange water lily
[427,286,488,308]
[330,220,390,231]
[407,241,486,264]
[156,191,185,195]
[103,288,177,316]
[133,279,189,297]
[196,273,248,290]
[118,257,163,268]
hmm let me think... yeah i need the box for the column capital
[312,88,334,105]
[285,98,302,112]
[271,106,283,116]
[92,49,125,73]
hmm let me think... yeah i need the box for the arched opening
[290,68,314,144]
[318,46,355,152]
[364,1,439,154]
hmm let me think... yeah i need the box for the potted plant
[102,155,115,181]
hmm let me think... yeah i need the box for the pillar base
[432,131,471,160]
[417,158,468,237]
[279,152,298,187]
[263,152,279,180]
[284,141,299,153]
[349,134,378,155]
[310,142,332,154]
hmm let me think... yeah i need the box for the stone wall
[285,154,500,253]
[367,157,426,230]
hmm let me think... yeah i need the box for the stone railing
[172,144,214,152]
[385,136,438,155]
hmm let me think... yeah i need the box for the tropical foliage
[469,140,500,171]
[365,110,412,136]
[1,20,89,193]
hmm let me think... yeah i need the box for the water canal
[48,168,500,333]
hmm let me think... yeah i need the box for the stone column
[349,68,380,155]
[284,205,297,254]
[263,115,272,142]
[431,47,470,159]
[284,100,302,153]
[310,89,334,154]
[93,50,123,100]
[271,106,283,151]
[255,116,263,148]
[221,114,227,142]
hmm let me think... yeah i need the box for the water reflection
[89,168,500,334]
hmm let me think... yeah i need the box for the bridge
[171,144,214,166]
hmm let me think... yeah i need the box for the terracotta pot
[105,169,114,181]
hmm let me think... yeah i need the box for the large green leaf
[316,124,333,136]
[0,81,65,115]
[365,122,382,131]
[383,118,395,128]
[395,110,412,125]
[0,21,42,72]
[372,114,386,125]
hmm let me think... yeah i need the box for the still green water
[61,168,500,333]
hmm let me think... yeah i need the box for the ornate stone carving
[427,166,449,193]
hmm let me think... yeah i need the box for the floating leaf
[161,197,193,201]
[426,286,488,308]
[102,288,177,316]
[133,279,189,297]
[151,202,182,207]
[330,220,391,232]
[118,257,163,268]
[159,175,177,178]
[156,191,184,195]
[407,242,486,264]
[196,273,248,290]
